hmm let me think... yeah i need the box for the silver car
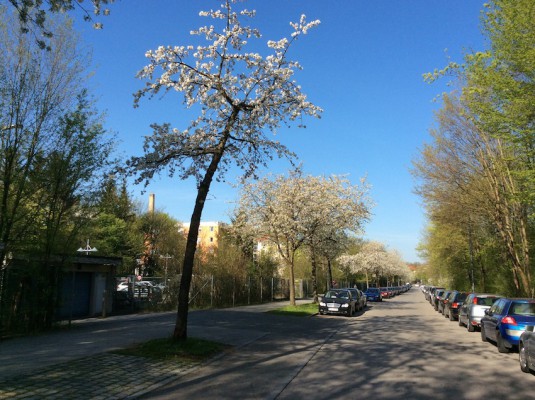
[519,327,535,373]
[458,293,501,332]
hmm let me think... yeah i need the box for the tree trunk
[326,257,333,290]
[310,248,318,303]
[173,159,220,340]
[288,254,296,306]
[172,113,236,341]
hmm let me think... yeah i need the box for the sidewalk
[0,300,312,399]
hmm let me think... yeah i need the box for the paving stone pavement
[0,352,203,399]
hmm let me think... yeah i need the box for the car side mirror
[485,309,491,315]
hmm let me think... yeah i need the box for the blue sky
[74,1,486,262]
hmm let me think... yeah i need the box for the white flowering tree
[233,169,371,305]
[338,241,410,287]
[383,248,411,285]
[338,241,387,288]
[126,1,321,340]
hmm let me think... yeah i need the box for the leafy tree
[133,211,185,279]
[413,94,532,296]
[89,176,140,270]
[233,169,371,305]
[0,11,115,331]
[125,1,321,340]
[97,176,136,222]
[338,241,410,288]
[0,10,88,266]
[421,0,535,295]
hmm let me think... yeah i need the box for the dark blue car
[480,297,535,353]
[364,287,382,302]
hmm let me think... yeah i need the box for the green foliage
[266,302,318,317]
[416,0,535,296]
[0,12,121,333]
[132,211,184,278]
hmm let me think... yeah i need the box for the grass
[113,337,229,363]
[266,302,318,317]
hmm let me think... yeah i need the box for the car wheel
[496,332,511,353]
[449,311,455,321]
[519,343,530,373]
[458,317,463,327]
[467,320,475,332]
[481,324,488,342]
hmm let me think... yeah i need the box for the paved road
[2,290,535,399]
[145,288,535,400]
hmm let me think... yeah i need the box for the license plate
[328,307,338,311]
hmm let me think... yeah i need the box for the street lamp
[160,254,172,286]
[77,239,97,255]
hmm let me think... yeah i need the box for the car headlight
[319,302,326,306]
[341,303,349,308]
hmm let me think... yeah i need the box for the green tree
[422,0,535,295]
[133,211,185,279]
[89,176,139,269]
[0,10,88,264]
[0,11,115,332]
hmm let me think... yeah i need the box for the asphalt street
[2,290,535,399]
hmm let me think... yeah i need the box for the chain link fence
[113,274,320,312]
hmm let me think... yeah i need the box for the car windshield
[325,291,339,299]
[511,302,535,316]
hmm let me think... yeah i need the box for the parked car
[434,289,449,313]
[430,287,445,308]
[481,298,535,353]
[423,285,433,302]
[379,287,392,299]
[519,327,535,373]
[319,289,357,317]
[437,290,452,314]
[364,287,382,302]
[458,293,501,332]
[432,289,445,311]
[359,289,367,309]
[443,291,468,321]
[345,288,363,311]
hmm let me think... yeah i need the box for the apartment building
[182,221,222,250]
